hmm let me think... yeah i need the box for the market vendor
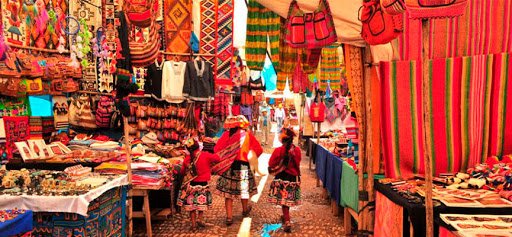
[212,115,263,226]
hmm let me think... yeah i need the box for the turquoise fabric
[262,55,276,91]
[29,95,52,116]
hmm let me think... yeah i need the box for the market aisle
[134,142,344,236]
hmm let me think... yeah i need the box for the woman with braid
[267,127,302,233]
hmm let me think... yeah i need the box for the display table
[0,175,128,236]
[374,182,512,237]
[0,210,33,236]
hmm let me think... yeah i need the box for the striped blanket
[381,53,512,178]
[394,0,512,61]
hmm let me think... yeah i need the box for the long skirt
[268,173,301,207]
[216,161,257,199]
[177,182,213,211]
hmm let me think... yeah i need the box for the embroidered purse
[405,0,467,19]
[360,0,403,45]
[284,0,338,49]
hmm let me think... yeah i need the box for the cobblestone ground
[134,132,345,236]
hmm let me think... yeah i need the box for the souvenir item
[3,116,29,159]
[15,141,39,161]
[124,0,158,28]
[284,0,337,49]
[360,0,403,45]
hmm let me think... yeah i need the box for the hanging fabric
[405,0,467,19]
[319,44,341,90]
[245,0,280,71]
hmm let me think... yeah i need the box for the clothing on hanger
[183,59,215,101]
[162,60,187,103]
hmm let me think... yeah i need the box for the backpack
[95,96,115,128]
[360,0,403,45]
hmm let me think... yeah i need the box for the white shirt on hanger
[162,61,187,103]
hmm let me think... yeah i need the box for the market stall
[0,169,128,236]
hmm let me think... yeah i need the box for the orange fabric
[370,67,382,174]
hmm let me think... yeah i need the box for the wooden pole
[421,19,434,237]
[316,122,321,187]
[123,116,133,237]
[356,47,367,233]
[363,46,375,232]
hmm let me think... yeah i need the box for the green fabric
[339,162,384,212]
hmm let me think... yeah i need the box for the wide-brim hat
[142,132,160,144]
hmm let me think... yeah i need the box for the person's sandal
[226,218,233,226]
[242,206,252,217]
[283,221,292,233]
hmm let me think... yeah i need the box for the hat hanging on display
[141,132,160,144]
[223,115,250,129]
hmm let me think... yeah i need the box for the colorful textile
[200,0,218,66]
[394,1,512,61]
[374,191,403,237]
[29,116,43,139]
[245,0,280,71]
[32,186,127,236]
[177,183,213,211]
[380,60,424,178]
[380,54,510,178]
[52,96,69,130]
[319,45,341,90]
[215,0,234,82]
[0,210,32,237]
[268,179,301,207]
[340,159,359,211]
[405,0,467,19]
[488,53,512,158]
[164,0,192,59]
[3,116,29,159]
[216,162,257,199]
[22,0,68,48]
[212,129,263,175]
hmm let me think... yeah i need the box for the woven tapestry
[26,0,68,49]
[32,186,127,236]
[394,0,512,61]
[3,116,29,159]
[200,0,218,66]
[52,95,69,130]
[488,53,512,158]
[215,0,234,83]
[379,55,508,179]
[29,116,43,139]
[2,0,27,46]
[164,0,192,59]
[69,0,102,30]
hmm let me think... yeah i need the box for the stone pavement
[134,135,346,236]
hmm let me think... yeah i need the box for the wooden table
[132,185,174,237]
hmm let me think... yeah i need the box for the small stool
[132,189,152,237]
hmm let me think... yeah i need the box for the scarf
[181,151,201,188]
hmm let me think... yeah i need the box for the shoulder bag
[284,0,338,49]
